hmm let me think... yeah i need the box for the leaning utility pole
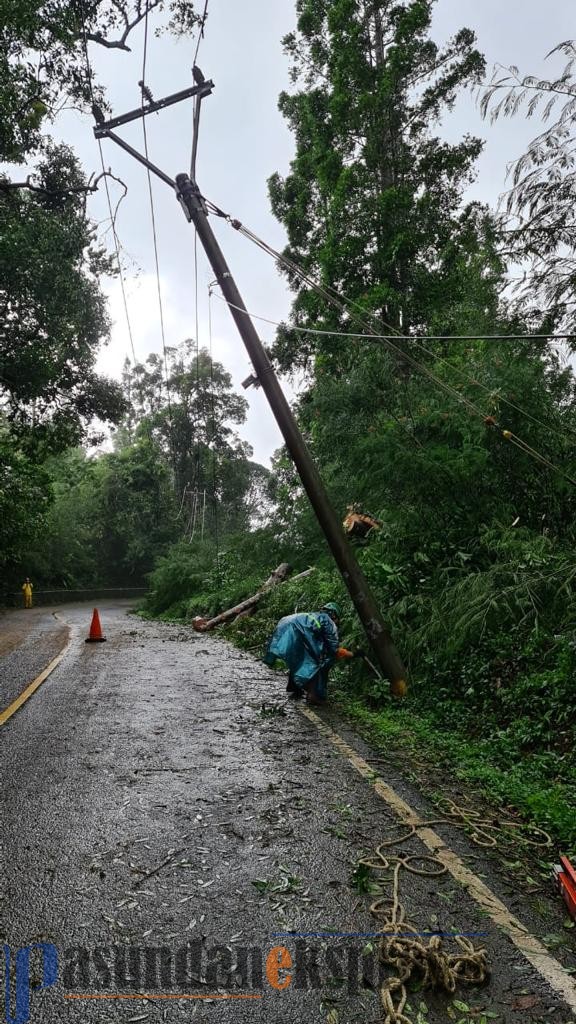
[175,176,406,695]
[94,73,407,697]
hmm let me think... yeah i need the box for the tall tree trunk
[371,2,404,332]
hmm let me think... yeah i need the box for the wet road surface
[0,606,69,708]
[1,602,575,1023]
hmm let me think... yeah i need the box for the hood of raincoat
[321,602,341,618]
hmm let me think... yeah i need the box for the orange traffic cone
[85,607,107,643]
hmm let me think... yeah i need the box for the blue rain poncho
[263,610,340,701]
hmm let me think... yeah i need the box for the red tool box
[553,856,576,919]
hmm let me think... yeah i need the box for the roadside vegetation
[147,553,576,852]
[1,3,576,849]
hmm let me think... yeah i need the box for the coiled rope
[358,846,489,1024]
[358,804,551,1023]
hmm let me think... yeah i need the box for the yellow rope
[355,796,552,1024]
[358,844,489,1024]
[378,797,552,851]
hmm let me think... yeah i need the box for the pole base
[390,678,407,698]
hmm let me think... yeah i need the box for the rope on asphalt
[378,797,553,850]
[356,798,552,1024]
[358,839,490,1024]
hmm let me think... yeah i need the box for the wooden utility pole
[94,74,408,696]
[175,175,407,696]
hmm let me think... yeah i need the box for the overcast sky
[52,0,572,466]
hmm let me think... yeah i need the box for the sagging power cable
[139,0,186,494]
[224,219,576,445]
[210,292,576,445]
[204,207,576,488]
[207,283,220,566]
[79,3,137,366]
[207,292,576,346]
[141,1,174,424]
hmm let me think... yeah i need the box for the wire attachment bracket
[175,173,208,222]
[94,78,214,136]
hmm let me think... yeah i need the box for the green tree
[265,0,576,652]
[25,441,184,587]
[0,144,126,456]
[0,0,202,579]
[0,423,50,583]
[268,0,487,371]
[482,41,576,329]
[90,438,179,584]
[120,342,267,537]
[25,448,100,586]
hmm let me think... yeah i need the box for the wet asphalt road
[1,601,576,1023]
[0,606,69,707]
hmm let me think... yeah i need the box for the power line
[210,293,489,429]
[208,293,576,344]
[401,333,576,444]
[210,222,576,488]
[141,2,172,404]
[227,217,576,343]
[222,216,576,454]
[207,284,220,566]
[193,0,209,66]
[140,0,181,487]
[210,293,576,443]
[78,3,137,366]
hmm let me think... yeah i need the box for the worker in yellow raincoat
[22,578,33,608]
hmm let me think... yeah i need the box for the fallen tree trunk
[192,563,291,632]
[191,564,315,633]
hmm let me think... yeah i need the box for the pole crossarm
[94,81,214,135]
[95,128,177,190]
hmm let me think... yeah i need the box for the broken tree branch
[192,564,317,633]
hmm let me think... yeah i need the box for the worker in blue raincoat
[263,602,357,705]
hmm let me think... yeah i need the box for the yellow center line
[300,707,576,1013]
[0,615,71,727]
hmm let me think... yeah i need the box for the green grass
[331,688,576,854]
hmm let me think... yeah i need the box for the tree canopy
[0,0,200,161]
[268,0,487,371]
[482,42,576,330]
[0,144,125,456]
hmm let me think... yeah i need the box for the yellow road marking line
[0,616,71,727]
[301,707,576,1013]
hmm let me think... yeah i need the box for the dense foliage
[0,0,201,584]
[12,346,270,589]
[146,2,576,848]
[1,0,575,847]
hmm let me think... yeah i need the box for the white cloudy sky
[49,0,572,465]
